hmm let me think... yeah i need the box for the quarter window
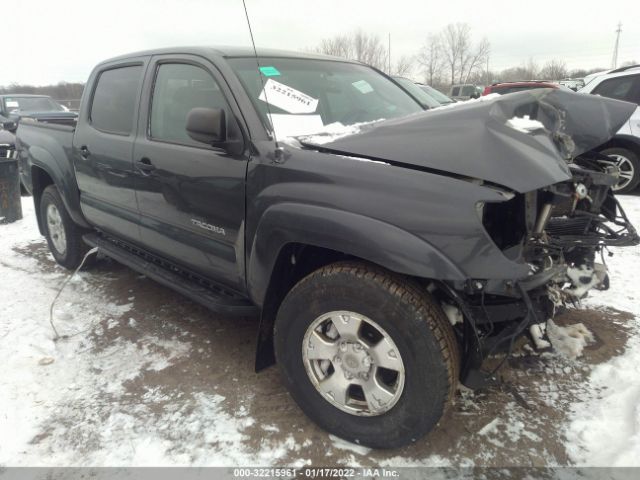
[150,63,228,145]
[91,65,142,134]
[592,75,638,102]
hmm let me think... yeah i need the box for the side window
[460,86,472,96]
[91,65,143,134]
[630,77,640,105]
[150,63,228,145]
[592,76,637,102]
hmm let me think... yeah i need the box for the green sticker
[259,66,281,76]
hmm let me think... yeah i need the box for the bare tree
[440,23,467,85]
[540,59,568,80]
[393,55,415,77]
[418,34,443,85]
[459,37,490,84]
[316,30,388,71]
[317,35,353,59]
[498,58,539,82]
[439,23,490,85]
[352,30,388,70]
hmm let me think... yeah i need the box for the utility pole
[388,33,391,74]
[486,56,490,86]
[612,22,622,69]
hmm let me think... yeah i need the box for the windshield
[393,77,440,109]
[419,85,453,104]
[228,57,423,138]
[3,96,64,113]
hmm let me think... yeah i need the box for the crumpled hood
[304,89,636,193]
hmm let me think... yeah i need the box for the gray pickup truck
[16,46,638,448]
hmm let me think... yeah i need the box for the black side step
[84,233,259,317]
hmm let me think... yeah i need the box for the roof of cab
[99,46,353,66]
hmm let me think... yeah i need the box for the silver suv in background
[579,65,640,193]
[449,84,483,101]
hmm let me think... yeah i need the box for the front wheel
[599,147,640,194]
[274,262,460,448]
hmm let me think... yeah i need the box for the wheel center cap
[336,342,372,379]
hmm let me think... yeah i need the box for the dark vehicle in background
[392,76,442,109]
[0,129,16,159]
[15,46,638,449]
[482,81,562,96]
[0,94,77,132]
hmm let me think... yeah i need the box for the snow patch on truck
[506,115,546,133]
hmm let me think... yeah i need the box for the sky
[2,0,639,86]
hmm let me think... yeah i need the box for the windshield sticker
[259,66,281,77]
[6,100,19,108]
[259,79,319,114]
[352,80,374,94]
[268,114,324,138]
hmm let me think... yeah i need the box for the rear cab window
[90,65,143,135]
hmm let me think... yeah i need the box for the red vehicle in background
[482,81,561,96]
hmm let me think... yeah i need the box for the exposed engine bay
[445,151,639,386]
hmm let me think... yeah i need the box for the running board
[83,233,258,317]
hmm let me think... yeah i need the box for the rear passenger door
[133,55,249,292]
[73,59,147,243]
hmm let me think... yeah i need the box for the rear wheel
[41,185,93,270]
[274,262,459,448]
[599,147,640,194]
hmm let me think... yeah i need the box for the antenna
[242,0,280,150]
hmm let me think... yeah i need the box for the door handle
[79,145,90,159]
[136,157,156,173]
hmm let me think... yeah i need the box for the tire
[599,147,640,194]
[40,185,93,270]
[274,261,460,448]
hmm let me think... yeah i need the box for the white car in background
[579,65,640,193]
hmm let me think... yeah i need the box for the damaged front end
[456,152,639,386]
[307,88,639,387]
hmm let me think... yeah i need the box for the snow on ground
[1,195,640,466]
[0,200,288,466]
[562,196,640,466]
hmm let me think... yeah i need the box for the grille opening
[482,194,527,250]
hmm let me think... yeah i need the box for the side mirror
[186,107,226,145]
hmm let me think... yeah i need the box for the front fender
[247,202,466,306]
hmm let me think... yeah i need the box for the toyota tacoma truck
[16,47,639,449]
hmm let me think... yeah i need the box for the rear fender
[29,146,89,232]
